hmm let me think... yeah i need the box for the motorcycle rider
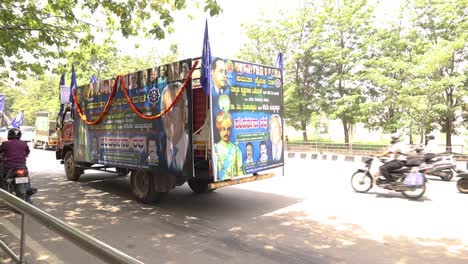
[424,134,437,160]
[0,128,34,194]
[379,133,405,181]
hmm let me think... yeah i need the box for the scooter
[456,173,468,194]
[351,157,427,200]
[1,166,37,204]
[421,154,457,181]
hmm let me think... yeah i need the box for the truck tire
[188,179,213,193]
[116,167,130,176]
[64,151,82,181]
[130,169,163,204]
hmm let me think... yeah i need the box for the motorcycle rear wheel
[440,169,453,181]
[457,178,468,194]
[351,171,372,193]
[402,184,426,199]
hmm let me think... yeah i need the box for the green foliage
[0,76,60,126]
[240,0,466,147]
[0,0,222,77]
[410,0,467,145]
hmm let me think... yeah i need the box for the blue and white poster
[209,57,283,182]
[72,60,193,179]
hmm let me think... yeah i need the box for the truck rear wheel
[64,151,82,181]
[116,167,130,176]
[188,179,213,193]
[130,169,164,204]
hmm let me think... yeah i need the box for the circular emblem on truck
[148,87,160,104]
[274,78,281,88]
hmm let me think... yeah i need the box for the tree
[239,2,329,141]
[358,11,432,143]
[319,0,375,143]
[0,0,222,78]
[66,39,120,83]
[411,0,468,150]
[0,75,60,126]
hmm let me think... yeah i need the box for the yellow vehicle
[34,111,58,149]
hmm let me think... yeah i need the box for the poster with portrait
[209,57,284,182]
[73,59,193,178]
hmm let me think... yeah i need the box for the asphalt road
[1,148,468,264]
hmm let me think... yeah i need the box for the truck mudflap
[56,149,63,160]
[208,173,275,189]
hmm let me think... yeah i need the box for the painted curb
[285,151,468,171]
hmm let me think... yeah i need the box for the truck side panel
[73,59,194,180]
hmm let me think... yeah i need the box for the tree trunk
[409,125,413,145]
[301,120,308,141]
[446,117,452,152]
[342,118,349,144]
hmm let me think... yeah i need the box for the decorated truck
[55,57,284,203]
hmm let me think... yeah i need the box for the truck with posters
[34,111,58,149]
[55,57,284,203]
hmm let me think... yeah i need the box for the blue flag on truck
[58,73,65,117]
[90,74,98,84]
[201,19,212,95]
[11,111,24,128]
[69,64,77,109]
[275,52,283,77]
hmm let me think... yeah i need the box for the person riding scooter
[423,134,437,161]
[0,128,35,195]
[379,133,406,182]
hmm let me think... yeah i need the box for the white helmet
[390,133,401,143]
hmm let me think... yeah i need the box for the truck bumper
[208,172,275,189]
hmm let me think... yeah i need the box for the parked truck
[34,111,58,149]
[56,57,284,203]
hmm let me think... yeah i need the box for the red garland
[121,60,199,120]
[72,59,199,124]
[73,76,118,125]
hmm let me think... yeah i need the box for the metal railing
[286,142,468,161]
[0,188,144,264]
[286,141,466,156]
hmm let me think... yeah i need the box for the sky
[117,0,302,60]
[117,0,404,62]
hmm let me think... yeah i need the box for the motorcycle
[456,172,468,194]
[351,157,427,200]
[421,153,457,181]
[1,166,36,203]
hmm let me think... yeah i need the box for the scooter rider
[424,134,437,160]
[379,133,405,181]
[0,128,31,185]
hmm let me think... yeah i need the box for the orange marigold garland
[121,60,199,120]
[72,76,118,125]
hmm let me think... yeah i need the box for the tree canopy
[239,0,467,147]
[0,0,222,78]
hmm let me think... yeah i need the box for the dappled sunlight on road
[1,149,467,263]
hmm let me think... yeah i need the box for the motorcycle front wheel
[402,184,426,199]
[457,178,468,194]
[351,171,372,193]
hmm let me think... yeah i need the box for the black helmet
[8,128,21,140]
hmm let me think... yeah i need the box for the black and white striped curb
[285,152,468,171]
